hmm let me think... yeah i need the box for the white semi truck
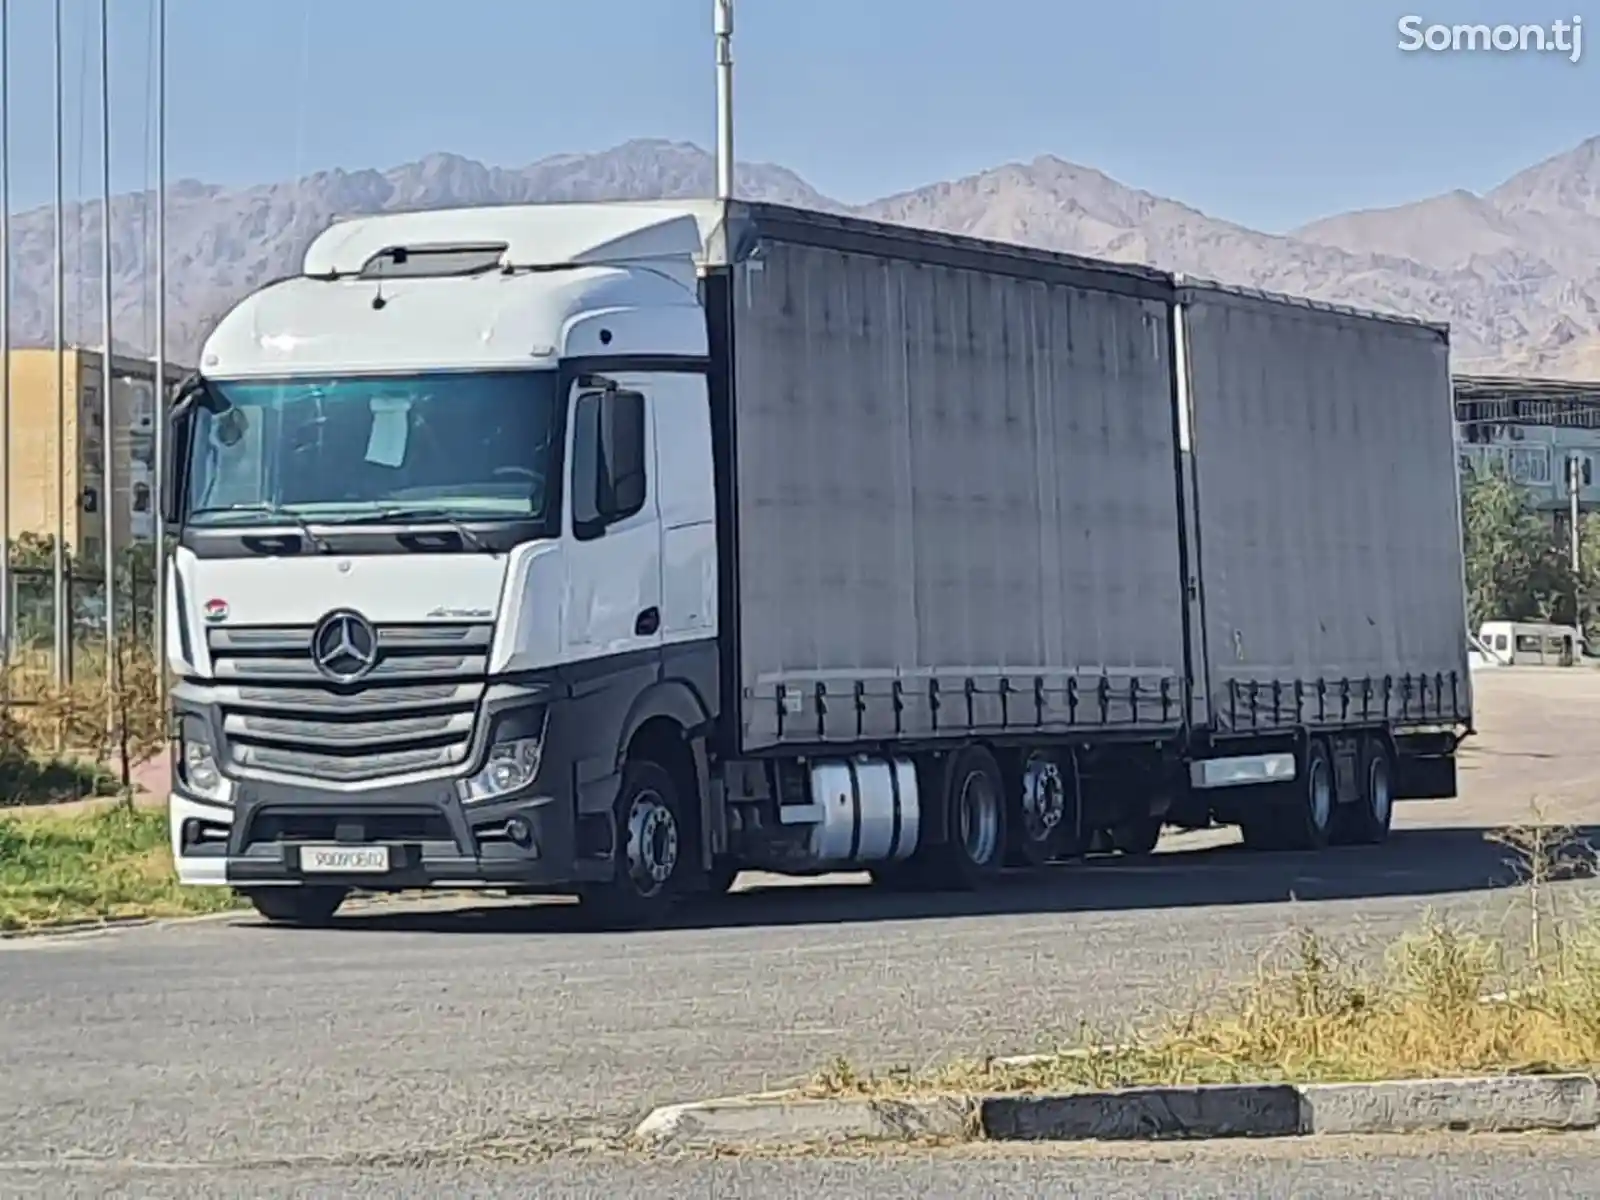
[163,200,1472,927]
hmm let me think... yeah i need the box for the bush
[0,647,167,807]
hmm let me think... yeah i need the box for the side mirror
[161,374,208,527]
[160,413,185,527]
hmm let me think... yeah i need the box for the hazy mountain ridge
[5,134,1600,376]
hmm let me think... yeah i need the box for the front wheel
[245,886,349,927]
[579,758,687,930]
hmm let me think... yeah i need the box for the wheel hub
[1020,756,1065,841]
[625,791,679,893]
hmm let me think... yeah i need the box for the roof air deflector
[352,242,509,279]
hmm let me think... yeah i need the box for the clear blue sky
[0,0,1595,232]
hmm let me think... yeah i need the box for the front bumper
[170,777,600,890]
[169,677,610,891]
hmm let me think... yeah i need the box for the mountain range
[4,134,1600,377]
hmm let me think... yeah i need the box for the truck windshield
[182,370,559,527]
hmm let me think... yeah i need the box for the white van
[1475,621,1586,667]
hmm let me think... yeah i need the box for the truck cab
[165,203,722,925]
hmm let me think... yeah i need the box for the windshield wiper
[330,507,489,551]
[185,502,332,553]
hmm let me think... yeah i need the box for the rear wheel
[702,860,741,898]
[246,886,348,927]
[579,758,686,930]
[1109,815,1163,858]
[1343,737,1395,845]
[931,746,1008,890]
[1239,739,1335,852]
[1006,751,1072,868]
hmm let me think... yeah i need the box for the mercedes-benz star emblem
[311,610,379,684]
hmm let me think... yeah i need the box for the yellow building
[1,347,188,564]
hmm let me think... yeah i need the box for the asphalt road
[3,668,1599,1194]
[4,1136,1600,1198]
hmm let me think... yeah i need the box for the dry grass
[0,805,241,932]
[804,822,1600,1100]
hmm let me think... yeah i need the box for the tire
[1005,751,1073,868]
[1344,736,1395,846]
[930,746,1008,890]
[1275,738,1336,851]
[1238,812,1284,851]
[246,886,348,926]
[704,860,741,897]
[1110,815,1163,858]
[579,758,687,930]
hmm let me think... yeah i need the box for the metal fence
[7,565,158,676]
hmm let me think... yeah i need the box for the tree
[1460,467,1573,628]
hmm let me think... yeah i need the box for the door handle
[634,607,660,636]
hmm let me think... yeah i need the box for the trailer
[161,200,1470,927]
[1172,278,1470,846]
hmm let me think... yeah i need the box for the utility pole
[51,0,67,686]
[98,0,118,723]
[713,0,734,200]
[0,0,12,665]
[1569,453,1584,640]
[153,0,168,688]
[1569,455,1582,573]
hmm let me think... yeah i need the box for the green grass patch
[0,805,242,932]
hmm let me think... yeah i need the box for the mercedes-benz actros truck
[163,199,1471,928]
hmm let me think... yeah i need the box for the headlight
[459,737,544,803]
[178,726,228,803]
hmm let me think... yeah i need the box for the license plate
[299,845,390,874]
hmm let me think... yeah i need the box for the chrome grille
[206,623,492,783]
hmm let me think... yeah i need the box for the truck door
[561,374,664,664]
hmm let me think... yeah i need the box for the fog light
[505,816,533,846]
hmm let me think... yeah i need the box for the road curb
[633,1073,1600,1150]
[635,1093,976,1148]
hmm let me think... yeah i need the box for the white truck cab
[166,203,723,923]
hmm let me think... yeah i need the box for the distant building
[1,347,188,564]
[1453,374,1600,524]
